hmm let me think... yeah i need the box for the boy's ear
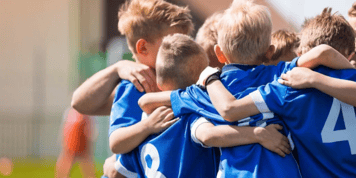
[265,45,275,60]
[136,39,148,55]
[214,45,227,64]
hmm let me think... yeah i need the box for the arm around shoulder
[138,91,172,114]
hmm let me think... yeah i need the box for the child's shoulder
[114,80,145,102]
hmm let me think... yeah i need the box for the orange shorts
[63,109,92,155]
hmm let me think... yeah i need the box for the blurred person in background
[55,108,96,178]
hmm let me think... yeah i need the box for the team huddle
[71,0,356,177]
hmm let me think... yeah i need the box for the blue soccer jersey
[109,80,146,176]
[250,66,356,177]
[109,80,145,135]
[170,60,301,178]
[116,113,220,178]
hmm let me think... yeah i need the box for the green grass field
[1,157,104,178]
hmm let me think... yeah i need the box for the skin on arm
[103,154,125,178]
[297,44,354,69]
[138,91,172,114]
[206,80,260,122]
[71,60,157,115]
[109,106,178,154]
[278,67,356,107]
[195,123,291,157]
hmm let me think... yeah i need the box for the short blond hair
[271,29,300,62]
[299,8,355,56]
[196,11,224,67]
[118,0,194,54]
[217,0,272,63]
[156,34,209,89]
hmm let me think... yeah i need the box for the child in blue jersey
[203,8,356,178]
[103,1,194,177]
[138,2,356,178]
[116,33,292,178]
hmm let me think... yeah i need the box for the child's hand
[143,106,179,134]
[116,60,159,93]
[278,67,317,89]
[103,154,124,178]
[255,124,291,157]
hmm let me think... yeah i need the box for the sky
[269,0,355,31]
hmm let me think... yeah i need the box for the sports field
[1,158,104,178]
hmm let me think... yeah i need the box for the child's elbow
[219,104,237,122]
[198,133,216,147]
[138,96,153,114]
[317,44,334,56]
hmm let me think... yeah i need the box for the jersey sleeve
[109,80,144,136]
[249,81,288,116]
[190,117,212,148]
[170,85,222,121]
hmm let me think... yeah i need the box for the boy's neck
[226,56,263,66]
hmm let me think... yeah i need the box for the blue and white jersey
[170,60,301,178]
[109,80,146,176]
[116,113,220,178]
[250,65,356,177]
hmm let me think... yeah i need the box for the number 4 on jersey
[321,98,356,155]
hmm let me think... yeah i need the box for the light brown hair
[118,0,194,54]
[299,8,355,56]
[156,34,209,89]
[217,0,272,63]
[348,2,356,17]
[271,29,300,62]
[195,11,224,68]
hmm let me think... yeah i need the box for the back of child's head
[118,0,194,54]
[348,2,356,31]
[156,34,209,90]
[299,8,355,57]
[217,0,272,63]
[195,11,224,68]
[269,29,300,64]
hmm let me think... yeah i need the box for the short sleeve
[109,80,144,136]
[190,117,212,148]
[170,85,222,121]
[249,81,288,116]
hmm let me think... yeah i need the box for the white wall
[0,0,73,157]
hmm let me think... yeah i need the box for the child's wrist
[253,127,266,144]
[205,71,221,87]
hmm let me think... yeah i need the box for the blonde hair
[118,0,194,53]
[299,8,355,56]
[217,0,272,63]
[157,34,209,89]
[271,29,300,62]
[196,11,224,67]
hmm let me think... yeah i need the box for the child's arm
[206,80,260,122]
[278,67,356,107]
[138,91,172,114]
[297,44,354,69]
[195,122,291,157]
[72,60,157,115]
[109,106,178,154]
[206,45,355,122]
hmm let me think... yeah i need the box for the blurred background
[0,0,354,177]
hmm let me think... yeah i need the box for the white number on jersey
[140,143,166,178]
[321,98,356,155]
